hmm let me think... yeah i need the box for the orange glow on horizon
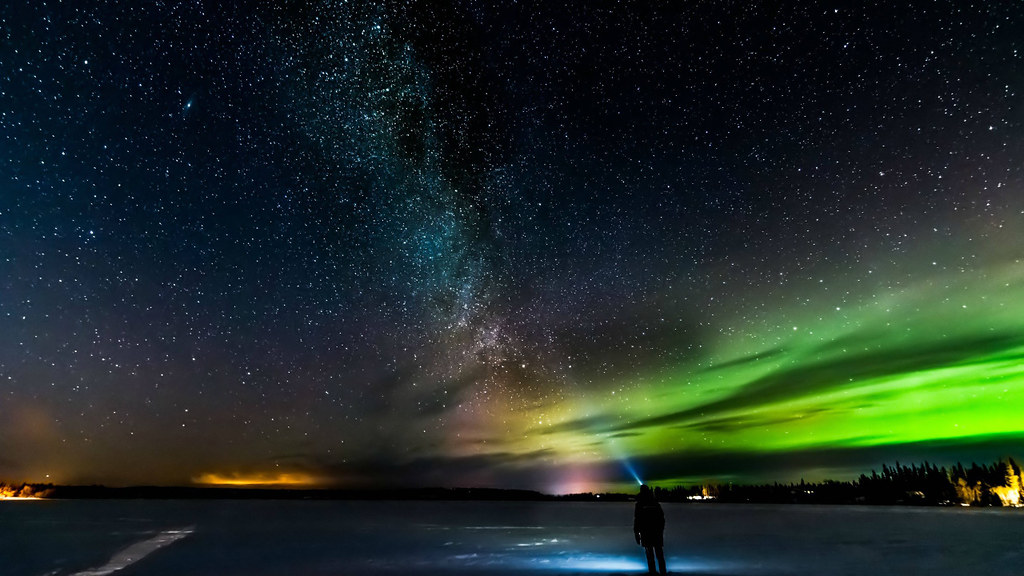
[1,484,52,499]
[193,472,318,487]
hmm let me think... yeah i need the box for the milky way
[2,1,1023,492]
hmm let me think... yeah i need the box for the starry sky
[2,1,1023,493]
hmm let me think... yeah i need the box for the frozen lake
[3,499,1022,575]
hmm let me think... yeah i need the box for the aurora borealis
[2,1,1024,493]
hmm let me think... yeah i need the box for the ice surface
[2,500,1022,575]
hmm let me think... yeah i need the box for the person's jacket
[633,497,665,539]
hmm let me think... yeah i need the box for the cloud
[305,448,562,489]
[700,347,786,373]
[680,408,834,434]
[261,432,1024,489]
[541,414,621,435]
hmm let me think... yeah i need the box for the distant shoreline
[4,458,1022,506]
[1,484,631,502]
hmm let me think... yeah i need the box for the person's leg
[644,545,656,573]
[655,545,666,574]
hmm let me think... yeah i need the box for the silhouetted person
[634,484,666,574]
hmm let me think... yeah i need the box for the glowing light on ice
[557,555,648,572]
[69,527,194,576]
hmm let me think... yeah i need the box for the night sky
[3,1,1023,493]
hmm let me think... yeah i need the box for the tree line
[654,458,1023,506]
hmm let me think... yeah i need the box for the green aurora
[510,260,1024,491]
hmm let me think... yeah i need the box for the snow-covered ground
[3,499,1021,575]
